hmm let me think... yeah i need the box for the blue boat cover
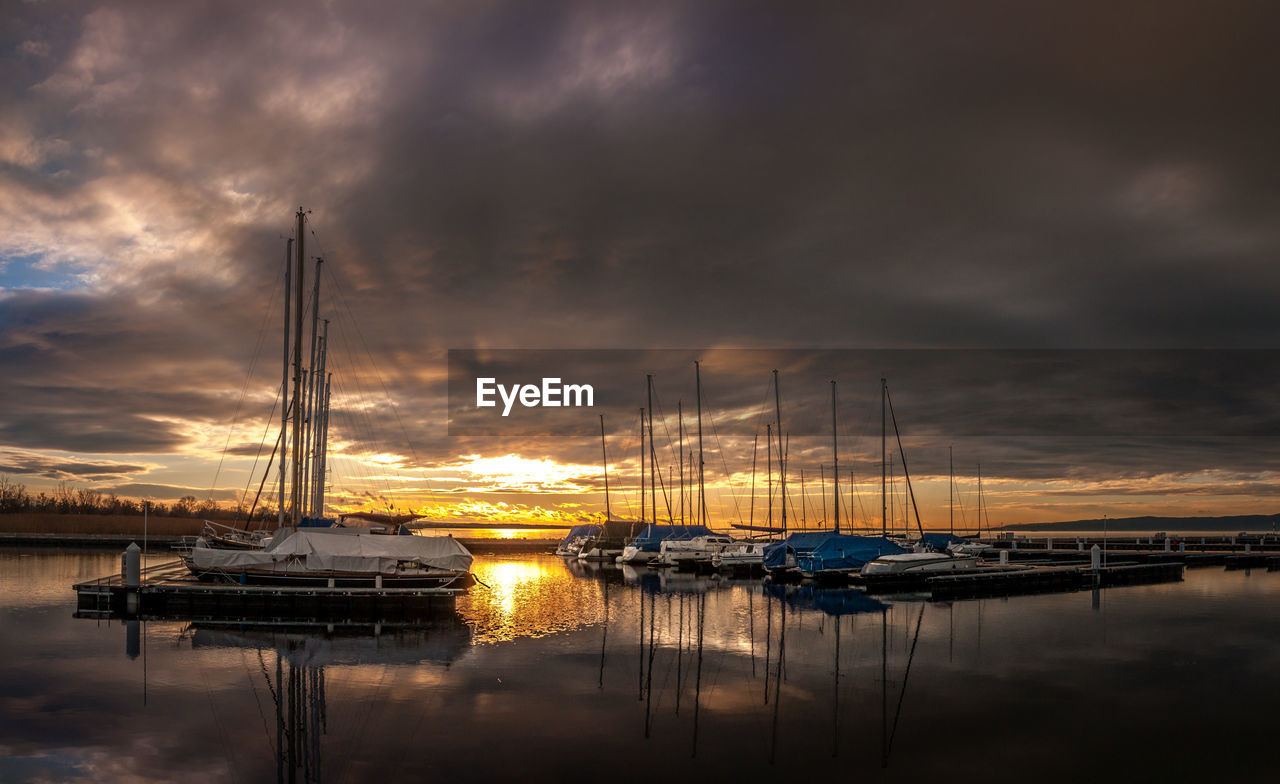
[796,535,908,574]
[629,524,714,552]
[917,532,968,550]
[762,531,835,569]
[558,524,602,547]
[299,517,338,528]
[764,583,888,616]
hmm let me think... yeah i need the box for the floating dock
[74,559,462,622]
[860,562,1185,599]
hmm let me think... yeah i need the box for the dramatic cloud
[2,1,1278,523]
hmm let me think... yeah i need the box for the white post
[1091,544,1101,571]
[999,550,1008,566]
[1046,537,1053,551]
[1164,538,1171,552]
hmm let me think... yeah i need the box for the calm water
[1,549,1278,783]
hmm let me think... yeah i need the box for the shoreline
[0,531,557,554]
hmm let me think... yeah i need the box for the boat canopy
[299,517,338,528]
[192,528,474,574]
[585,519,643,546]
[762,531,835,569]
[917,532,968,550]
[630,524,714,551]
[557,524,602,546]
[796,535,908,574]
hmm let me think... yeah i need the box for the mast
[695,361,705,526]
[678,401,684,525]
[773,370,786,534]
[316,372,331,518]
[647,375,656,530]
[949,446,954,536]
[831,379,839,534]
[881,377,887,537]
[310,319,329,517]
[291,208,305,527]
[639,407,646,525]
[600,414,611,521]
[766,423,773,528]
[303,257,323,518]
[977,463,983,538]
[749,432,758,528]
[279,238,291,529]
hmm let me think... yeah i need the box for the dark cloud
[0,449,146,480]
[1,1,1278,512]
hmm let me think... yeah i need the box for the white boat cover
[191,529,473,574]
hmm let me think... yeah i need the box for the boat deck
[74,558,463,622]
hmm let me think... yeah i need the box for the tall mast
[748,432,758,528]
[303,257,323,517]
[949,446,954,536]
[600,414,610,522]
[678,401,684,525]
[639,407,646,525]
[647,375,656,529]
[831,379,839,534]
[889,454,895,536]
[279,238,291,529]
[316,372,331,518]
[880,377,887,537]
[310,319,329,517]
[695,361,705,526]
[291,208,305,527]
[766,423,773,528]
[773,369,786,535]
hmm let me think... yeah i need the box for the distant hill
[998,513,1280,533]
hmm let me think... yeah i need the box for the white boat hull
[862,552,979,575]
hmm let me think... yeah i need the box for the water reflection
[188,620,472,783]
[3,551,1280,781]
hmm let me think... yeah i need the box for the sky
[1,0,1279,529]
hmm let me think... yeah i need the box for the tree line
[0,476,278,522]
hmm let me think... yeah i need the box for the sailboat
[617,378,717,564]
[764,378,905,579]
[186,208,473,588]
[862,381,978,575]
[654,361,744,569]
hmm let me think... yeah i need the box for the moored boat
[861,551,979,575]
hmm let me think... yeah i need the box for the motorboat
[861,551,979,575]
[657,534,736,569]
[555,524,601,557]
[618,524,713,564]
[711,540,769,572]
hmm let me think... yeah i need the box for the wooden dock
[74,559,462,622]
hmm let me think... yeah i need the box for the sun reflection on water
[459,556,606,644]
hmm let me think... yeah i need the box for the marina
[4,546,1280,782]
